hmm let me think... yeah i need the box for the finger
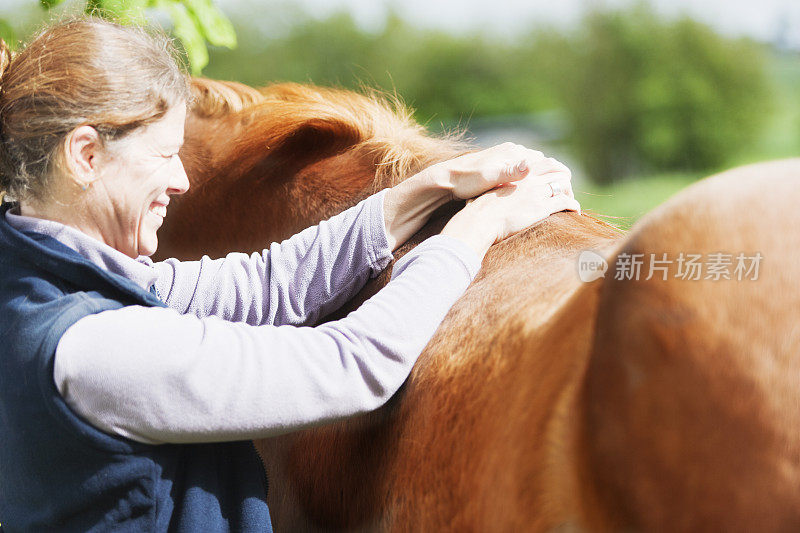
[546,193,581,215]
[495,142,538,157]
[519,148,545,166]
[510,150,549,180]
[502,154,553,180]
[545,178,575,199]
[519,178,573,201]
[500,159,531,183]
[532,157,572,180]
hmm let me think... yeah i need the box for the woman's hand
[383,143,573,251]
[441,166,580,259]
[426,142,570,201]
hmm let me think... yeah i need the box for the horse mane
[190,78,265,117]
[181,78,622,261]
[189,78,471,191]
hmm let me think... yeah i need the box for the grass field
[575,172,699,229]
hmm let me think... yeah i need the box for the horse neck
[398,213,623,529]
[482,216,622,529]
[164,115,380,260]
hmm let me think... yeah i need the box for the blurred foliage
[1,0,235,73]
[2,0,794,187]
[556,4,773,183]
[203,3,778,183]
[0,19,17,49]
[204,9,562,125]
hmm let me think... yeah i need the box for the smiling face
[81,103,189,258]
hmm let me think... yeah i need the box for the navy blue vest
[0,203,271,532]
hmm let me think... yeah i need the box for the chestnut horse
[155,78,800,531]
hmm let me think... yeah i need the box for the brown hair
[0,18,191,202]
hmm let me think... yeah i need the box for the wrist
[382,167,454,251]
[440,210,495,259]
[415,163,455,203]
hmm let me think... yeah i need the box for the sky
[3,0,799,48]
[272,0,800,48]
[2,0,798,49]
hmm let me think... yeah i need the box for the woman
[0,19,578,532]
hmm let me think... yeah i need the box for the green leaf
[39,0,66,9]
[86,0,149,24]
[85,0,102,14]
[183,0,236,49]
[156,0,209,74]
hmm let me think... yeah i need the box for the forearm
[53,235,481,444]
[382,167,453,251]
[154,188,393,326]
[440,211,495,260]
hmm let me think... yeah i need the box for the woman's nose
[168,156,190,195]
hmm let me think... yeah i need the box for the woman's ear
[64,125,102,188]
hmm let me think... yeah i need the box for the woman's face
[86,103,189,258]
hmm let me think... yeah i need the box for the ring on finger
[548,181,567,197]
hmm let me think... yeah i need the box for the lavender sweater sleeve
[153,188,393,326]
[54,235,481,444]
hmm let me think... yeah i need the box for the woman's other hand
[441,166,580,259]
[426,142,571,201]
[382,142,574,252]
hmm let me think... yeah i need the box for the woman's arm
[154,143,567,327]
[154,188,394,327]
[53,162,577,444]
[54,235,480,444]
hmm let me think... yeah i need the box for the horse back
[584,159,800,531]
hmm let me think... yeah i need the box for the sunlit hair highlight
[0,18,191,202]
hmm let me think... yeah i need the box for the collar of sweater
[4,207,159,292]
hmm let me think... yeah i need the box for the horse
[154,78,800,531]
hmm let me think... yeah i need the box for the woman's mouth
[149,203,168,218]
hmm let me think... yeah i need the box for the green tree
[203,8,559,127]
[556,4,772,183]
